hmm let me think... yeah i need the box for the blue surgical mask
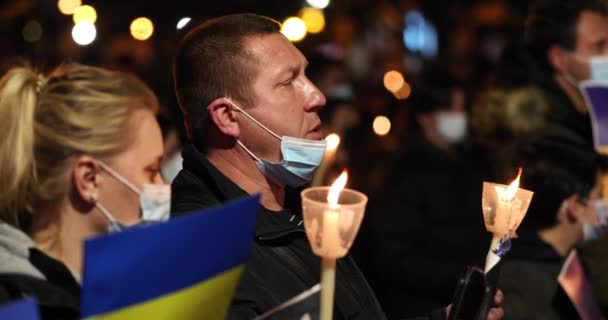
[228,100,327,187]
[95,161,171,233]
[590,56,608,82]
[583,199,608,243]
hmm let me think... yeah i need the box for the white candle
[322,209,341,257]
[485,235,501,273]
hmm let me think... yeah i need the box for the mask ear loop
[95,201,118,224]
[224,99,283,140]
[97,161,141,195]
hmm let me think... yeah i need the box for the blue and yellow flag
[0,297,40,320]
[81,195,259,320]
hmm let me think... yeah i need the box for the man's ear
[72,155,100,206]
[561,194,584,223]
[547,45,569,74]
[207,97,240,138]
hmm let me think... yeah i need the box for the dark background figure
[492,0,608,144]
[498,136,604,319]
[353,79,491,319]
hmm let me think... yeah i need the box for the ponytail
[0,68,41,226]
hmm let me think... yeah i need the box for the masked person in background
[171,14,503,320]
[492,0,608,145]
[359,82,492,319]
[498,136,605,319]
[0,64,169,319]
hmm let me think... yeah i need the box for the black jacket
[171,145,446,320]
[498,229,579,320]
[0,223,80,320]
[494,42,593,145]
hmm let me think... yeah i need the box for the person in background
[494,0,608,144]
[0,64,168,319]
[360,83,490,319]
[170,13,503,320]
[499,136,605,319]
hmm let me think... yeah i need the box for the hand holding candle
[302,170,367,320]
[481,168,534,273]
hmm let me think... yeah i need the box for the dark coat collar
[181,144,306,241]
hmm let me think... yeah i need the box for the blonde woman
[0,64,167,319]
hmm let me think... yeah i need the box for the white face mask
[436,112,467,144]
[583,199,608,243]
[95,161,171,233]
[568,54,608,84]
[590,56,608,82]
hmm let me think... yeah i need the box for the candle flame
[504,167,522,201]
[325,133,341,151]
[328,170,348,208]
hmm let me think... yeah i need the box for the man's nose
[303,79,326,112]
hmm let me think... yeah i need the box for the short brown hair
[173,13,281,150]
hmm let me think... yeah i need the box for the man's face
[236,33,326,162]
[565,10,608,81]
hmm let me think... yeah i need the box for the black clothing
[171,144,446,320]
[171,144,386,319]
[494,42,593,145]
[359,139,490,319]
[498,229,579,320]
[0,246,80,319]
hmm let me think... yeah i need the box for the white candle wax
[322,209,341,257]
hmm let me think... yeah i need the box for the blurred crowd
[1,0,608,319]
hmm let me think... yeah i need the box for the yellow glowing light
[130,17,154,41]
[373,116,391,136]
[328,170,348,207]
[71,21,96,46]
[72,5,97,24]
[307,0,330,9]
[281,17,307,42]
[383,70,405,93]
[57,0,81,15]
[300,7,325,34]
[325,133,341,151]
[393,82,412,100]
[504,168,522,201]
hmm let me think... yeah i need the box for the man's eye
[281,78,294,86]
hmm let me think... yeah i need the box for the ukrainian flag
[80,195,259,320]
[0,297,40,320]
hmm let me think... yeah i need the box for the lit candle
[319,170,347,320]
[485,168,524,273]
[322,209,340,256]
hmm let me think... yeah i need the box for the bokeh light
[72,5,97,24]
[383,70,405,93]
[130,17,154,41]
[393,82,412,100]
[306,0,330,9]
[22,20,43,43]
[300,7,325,34]
[373,116,392,136]
[177,17,191,30]
[57,0,81,15]
[325,133,341,151]
[71,21,96,46]
[281,17,307,42]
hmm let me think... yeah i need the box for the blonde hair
[0,63,159,226]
